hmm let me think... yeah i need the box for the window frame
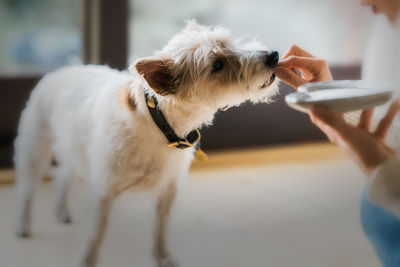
[0,0,128,167]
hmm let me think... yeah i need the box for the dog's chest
[111,129,194,192]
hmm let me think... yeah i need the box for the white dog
[14,20,279,267]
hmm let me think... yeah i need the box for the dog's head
[131,20,279,110]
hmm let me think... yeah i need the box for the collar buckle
[168,140,194,149]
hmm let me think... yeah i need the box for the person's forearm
[369,155,400,218]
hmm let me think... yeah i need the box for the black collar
[144,90,201,150]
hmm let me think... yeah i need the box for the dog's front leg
[154,180,178,267]
[76,192,115,267]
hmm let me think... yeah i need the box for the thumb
[275,67,306,90]
[309,107,351,144]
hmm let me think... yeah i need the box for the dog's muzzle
[258,50,279,89]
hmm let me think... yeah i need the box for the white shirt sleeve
[369,156,400,218]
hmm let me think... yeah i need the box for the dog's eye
[211,60,224,73]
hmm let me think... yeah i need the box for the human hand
[309,100,400,176]
[275,45,333,89]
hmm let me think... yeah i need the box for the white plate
[285,80,395,113]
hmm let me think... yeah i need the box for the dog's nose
[265,50,279,68]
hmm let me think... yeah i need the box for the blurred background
[0,0,384,266]
[0,0,374,164]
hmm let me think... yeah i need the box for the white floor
[0,158,380,267]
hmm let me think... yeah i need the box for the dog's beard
[244,72,280,104]
[258,73,276,90]
[250,80,280,103]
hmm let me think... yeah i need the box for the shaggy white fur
[14,20,279,267]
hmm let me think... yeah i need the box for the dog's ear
[133,57,176,96]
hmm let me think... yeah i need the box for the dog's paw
[56,208,72,224]
[75,257,96,267]
[15,222,31,238]
[15,229,31,238]
[157,257,179,267]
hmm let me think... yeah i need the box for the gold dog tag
[147,97,156,108]
[195,148,208,162]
